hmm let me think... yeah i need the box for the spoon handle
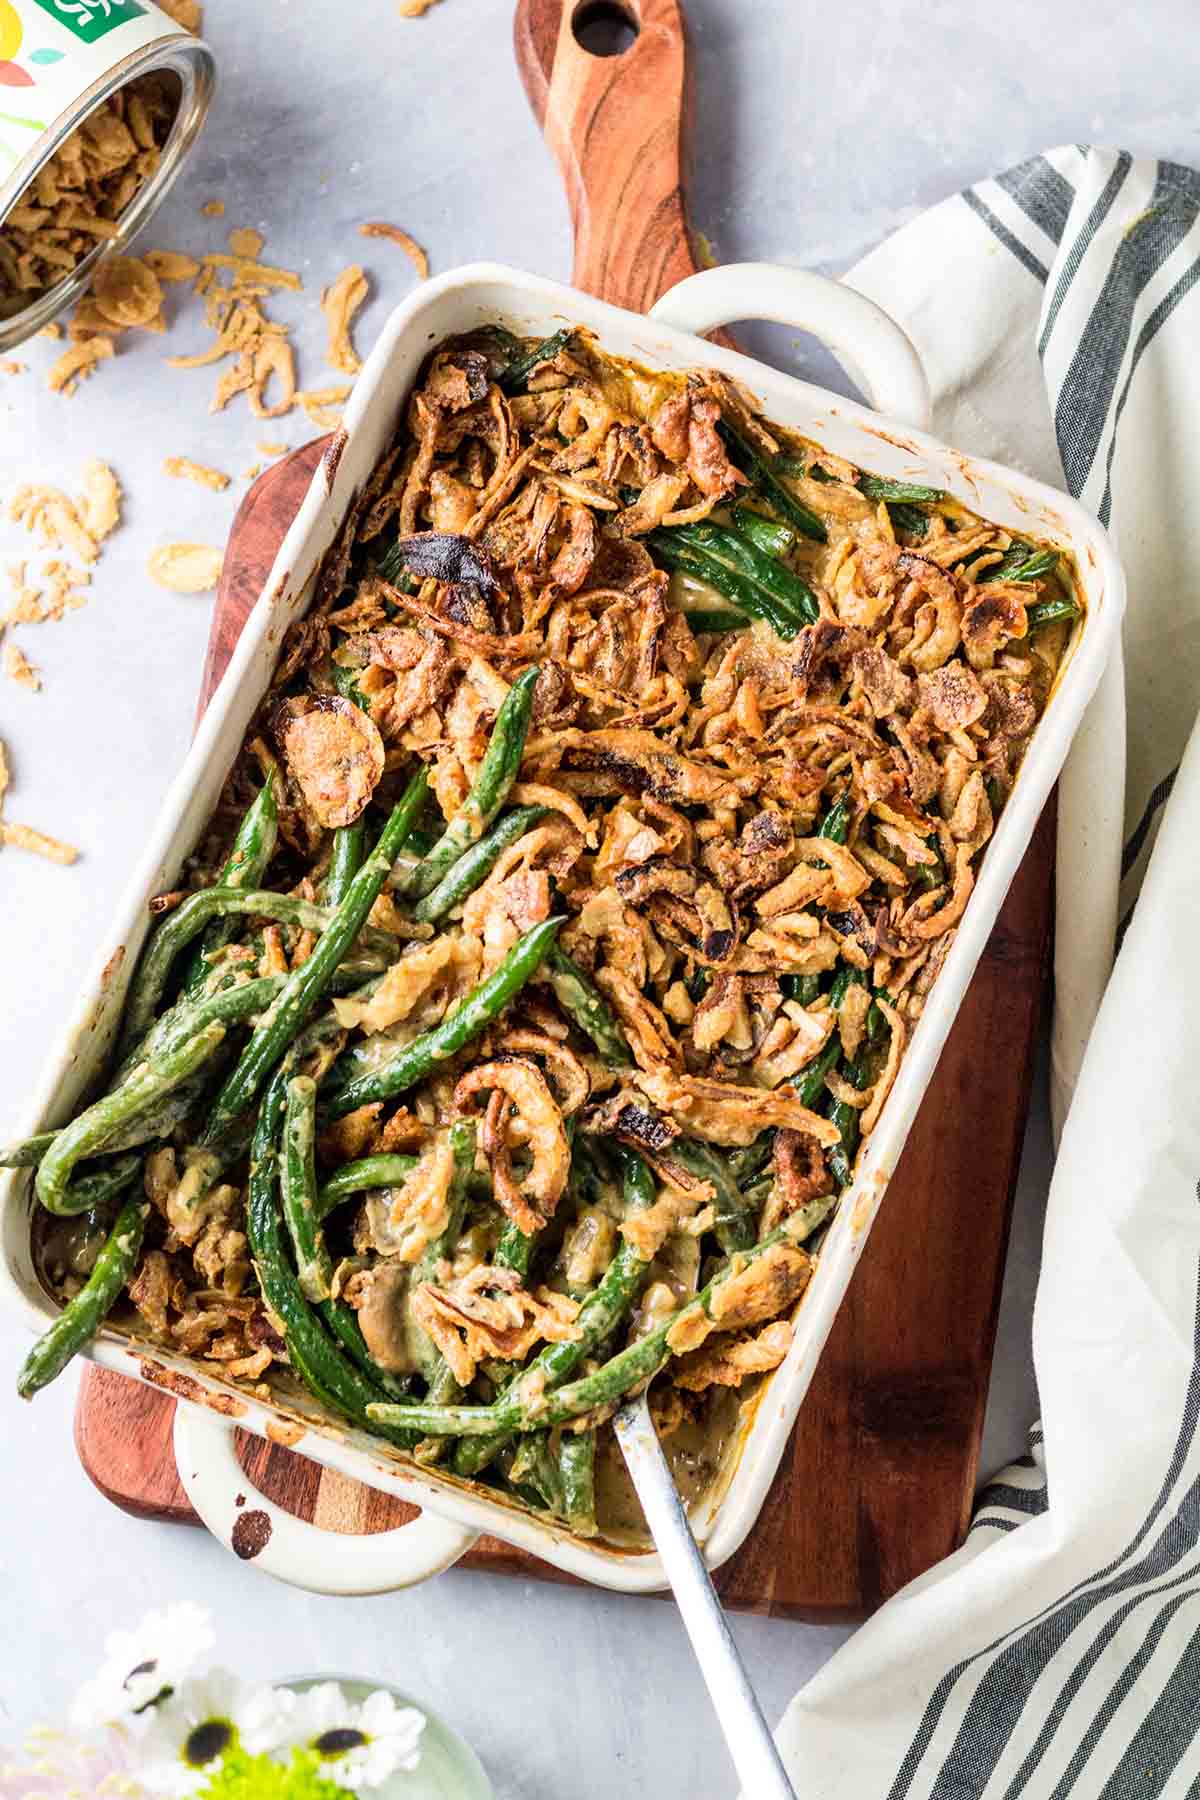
[615,1395,798,1800]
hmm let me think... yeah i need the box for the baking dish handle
[649,262,932,431]
[174,1407,480,1595]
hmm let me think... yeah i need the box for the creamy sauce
[35,1209,108,1289]
[594,1384,748,1547]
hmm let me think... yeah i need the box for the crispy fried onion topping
[633,1066,840,1149]
[277,692,384,828]
[666,1242,812,1356]
[365,1132,456,1264]
[674,1319,794,1393]
[454,1058,571,1233]
[410,1264,581,1386]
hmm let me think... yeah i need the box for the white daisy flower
[134,1670,293,1795]
[285,1683,426,1790]
[71,1605,216,1730]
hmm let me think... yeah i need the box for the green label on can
[28,0,148,42]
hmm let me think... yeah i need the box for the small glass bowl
[283,1674,493,1799]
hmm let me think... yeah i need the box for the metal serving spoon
[614,1392,798,1799]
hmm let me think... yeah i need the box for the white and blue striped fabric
[770,150,1200,1798]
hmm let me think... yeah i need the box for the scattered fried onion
[322,264,368,376]
[359,221,429,280]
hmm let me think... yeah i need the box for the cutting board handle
[513,0,701,308]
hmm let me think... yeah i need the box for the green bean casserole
[11,323,1082,1540]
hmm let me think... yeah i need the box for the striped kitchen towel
[770,150,1200,1798]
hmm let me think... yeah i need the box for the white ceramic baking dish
[1,261,1124,1596]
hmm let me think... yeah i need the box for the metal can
[0,0,215,349]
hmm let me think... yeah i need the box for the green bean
[50,1153,143,1219]
[169,974,383,1224]
[120,888,398,1055]
[377,1225,793,1437]
[649,535,801,640]
[983,546,1059,584]
[17,1193,148,1399]
[686,966,711,1003]
[114,974,286,1087]
[886,502,930,539]
[246,1077,418,1446]
[916,835,946,892]
[826,1059,867,1190]
[680,606,751,634]
[545,943,632,1068]
[508,1432,564,1511]
[717,420,827,543]
[326,821,366,906]
[282,1077,332,1302]
[36,1024,226,1216]
[397,668,539,900]
[828,965,867,1008]
[281,1074,409,1398]
[412,804,548,925]
[771,454,810,479]
[558,1429,598,1533]
[730,504,796,557]
[105,1072,221,1156]
[670,1137,755,1253]
[329,947,400,988]
[1,1141,141,1224]
[320,916,563,1122]
[787,1190,839,1244]
[479,323,523,358]
[817,793,851,844]
[0,1132,57,1169]
[1014,551,1061,583]
[200,772,429,1148]
[1027,595,1079,630]
[673,521,818,623]
[499,329,573,395]
[728,1135,775,1188]
[857,475,943,504]
[791,1037,840,1109]
[315,1153,419,1222]
[452,1145,655,1477]
[331,661,371,712]
[181,785,279,999]
[494,1221,534,1278]
[780,974,821,1004]
[653,523,817,631]
[425,1363,464,1406]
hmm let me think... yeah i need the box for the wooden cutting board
[72,0,1054,1619]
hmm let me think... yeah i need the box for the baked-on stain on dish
[323,427,350,491]
[138,1358,247,1419]
[231,1508,272,1559]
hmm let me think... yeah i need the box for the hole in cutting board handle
[572,0,640,57]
